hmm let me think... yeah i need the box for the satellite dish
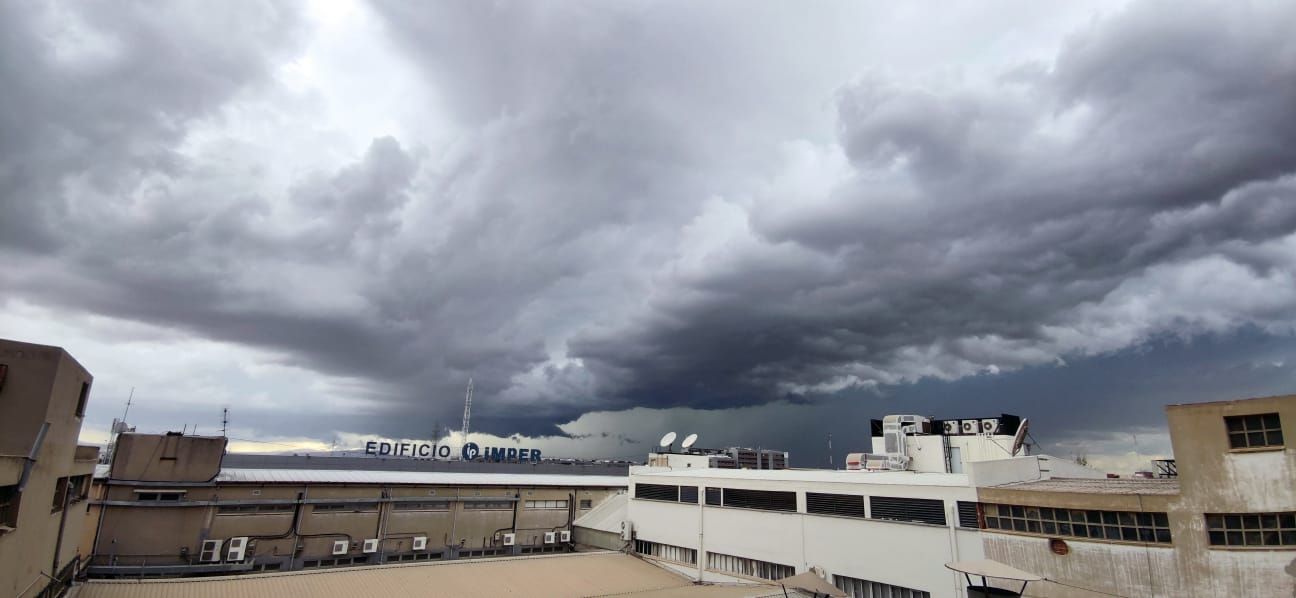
[1010,418,1030,456]
[681,434,698,449]
[658,432,677,449]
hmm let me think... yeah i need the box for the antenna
[460,378,474,443]
[681,433,698,450]
[221,407,229,437]
[122,387,135,421]
[828,433,833,469]
[1010,418,1030,456]
[658,432,677,453]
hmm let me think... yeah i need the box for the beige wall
[109,433,226,482]
[0,339,98,598]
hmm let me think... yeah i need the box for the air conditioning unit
[226,537,248,562]
[961,420,979,435]
[544,532,556,544]
[412,536,427,551]
[502,533,516,546]
[559,530,571,542]
[620,521,633,541]
[331,540,348,556]
[942,420,961,435]
[362,539,379,553]
[845,452,865,470]
[980,418,1001,434]
[199,539,222,563]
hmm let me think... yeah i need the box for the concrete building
[0,339,100,598]
[86,432,628,577]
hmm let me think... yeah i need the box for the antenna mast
[460,378,474,443]
[221,407,229,437]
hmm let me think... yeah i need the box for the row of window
[218,503,294,514]
[980,503,1173,544]
[525,499,568,509]
[1206,513,1296,547]
[706,551,796,581]
[834,574,930,598]
[633,540,697,564]
[392,501,449,512]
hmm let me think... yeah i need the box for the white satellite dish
[681,433,698,449]
[658,432,677,449]
[1010,418,1030,456]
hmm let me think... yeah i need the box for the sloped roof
[574,492,628,533]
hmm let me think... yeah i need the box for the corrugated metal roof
[993,477,1180,495]
[574,492,627,533]
[632,466,970,487]
[71,552,771,598]
[214,468,628,487]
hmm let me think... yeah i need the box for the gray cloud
[1,1,1294,447]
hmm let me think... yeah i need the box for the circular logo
[462,442,480,460]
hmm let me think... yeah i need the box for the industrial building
[603,397,1295,598]
[0,339,101,598]
[84,432,628,578]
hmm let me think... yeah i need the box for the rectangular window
[392,501,449,512]
[634,539,697,564]
[806,492,866,518]
[76,382,90,418]
[834,574,931,598]
[705,487,722,506]
[134,490,185,502]
[982,503,1171,544]
[1225,413,1283,449]
[869,496,946,526]
[679,486,699,504]
[706,551,795,581]
[720,488,797,512]
[1,484,20,529]
[579,499,593,509]
[957,501,981,528]
[312,502,377,513]
[217,503,295,514]
[634,483,680,502]
[1206,512,1296,547]
[52,477,70,512]
[462,501,512,511]
[524,499,569,509]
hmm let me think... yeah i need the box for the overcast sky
[3,0,1294,472]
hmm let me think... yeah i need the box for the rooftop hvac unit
[961,420,979,435]
[198,539,223,563]
[362,539,379,554]
[412,536,427,551]
[331,540,349,556]
[502,533,516,546]
[980,418,1002,434]
[942,420,961,435]
[559,530,571,543]
[544,532,556,544]
[225,537,248,562]
[845,453,865,470]
[620,521,634,541]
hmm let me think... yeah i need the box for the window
[76,382,90,418]
[135,490,185,502]
[982,503,1171,544]
[957,501,980,528]
[52,477,70,512]
[525,499,568,509]
[312,502,376,513]
[635,484,680,502]
[806,493,866,518]
[392,501,449,512]
[1,484,20,530]
[869,496,946,526]
[579,499,593,509]
[706,551,794,581]
[68,475,90,503]
[1206,512,1296,547]
[1226,413,1283,449]
[218,503,295,514]
[705,487,721,506]
[834,574,930,598]
[719,488,797,512]
[679,486,699,504]
[462,501,512,511]
[634,540,697,564]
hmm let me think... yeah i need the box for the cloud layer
[2,1,1294,452]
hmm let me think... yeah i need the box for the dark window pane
[1243,516,1261,530]
[1013,519,1027,532]
[986,517,1000,530]
[1267,430,1284,446]
[1263,531,1281,546]
[1121,527,1138,541]
[1138,528,1154,542]
[1011,505,1024,517]
[1229,433,1247,449]
[1088,525,1103,537]
[1118,512,1136,526]
[1208,531,1226,545]
[1056,510,1070,522]
[1244,531,1263,546]
[1261,515,1279,529]
[1226,417,1246,432]
[1105,526,1121,540]
[1137,513,1153,526]
[1281,531,1296,545]
[1279,514,1296,528]
[1042,521,1056,535]
[1040,508,1054,520]
[1071,510,1087,523]
[1154,513,1169,527]
[1245,415,1263,429]
[1026,520,1040,533]
[1073,525,1088,538]
[1102,512,1119,525]
[1247,432,1266,446]
[1262,413,1281,428]
[1225,515,1242,528]
[1058,523,1072,536]
[1155,529,1172,543]
[1226,531,1243,545]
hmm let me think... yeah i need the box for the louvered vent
[870,496,947,526]
[722,488,797,512]
[679,486,699,504]
[957,501,981,528]
[806,492,866,518]
[705,487,722,506]
[635,484,680,502]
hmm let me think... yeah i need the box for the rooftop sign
[363,440,542,463]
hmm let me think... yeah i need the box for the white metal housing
[362,539,379,553]
[559,530,571,542]
[198,539,222,563]
[225,537,248,562]
[412,536,427,551]
[544,531,556,544]
[331,540,348,555]
[502,533,516,546]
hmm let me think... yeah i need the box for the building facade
[86,432,628,577]
[0,339,100,598]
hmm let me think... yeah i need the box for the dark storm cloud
[2,1,1294,445]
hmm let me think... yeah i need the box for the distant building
[85,433,628,577]
[0,339,100,598]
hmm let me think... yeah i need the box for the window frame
[1205,512,1296,548]
[1224,413,1284,450]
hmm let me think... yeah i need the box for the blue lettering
[507,448,518,461]
[531,449,541,462]
[518,449,529,461]
[488,447,506,462]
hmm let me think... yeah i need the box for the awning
[944,559,1042,582]
[780,570,848,597]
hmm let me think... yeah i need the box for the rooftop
[70,552,775,598]
[212,468,628,488]
[993,477,1180,495]
[633,466,971,487]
